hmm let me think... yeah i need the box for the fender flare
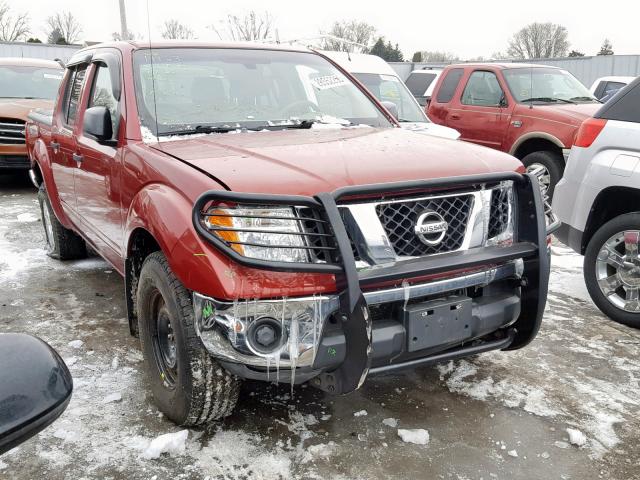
[508,132,566,157]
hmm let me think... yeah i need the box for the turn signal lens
[204,209,243,255]
[574,118,607,148]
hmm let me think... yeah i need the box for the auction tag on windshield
[310,75,348,90]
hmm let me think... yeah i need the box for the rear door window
[435,68,464,103]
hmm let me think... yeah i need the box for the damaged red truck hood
[153,127,523,195]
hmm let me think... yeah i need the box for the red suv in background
[428,63,601,198]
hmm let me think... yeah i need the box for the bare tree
[507,22,569,59]
[211,11,274,41]
[320,20,376,53]
[0,2,29,42]
[45,11,82,44]
[414,50,459,62]
[160,19,194,40]
[112,30,136,41]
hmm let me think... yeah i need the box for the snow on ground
[2,182,640,479]
[397,429,430,445]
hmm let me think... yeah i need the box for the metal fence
[0,42,81,63]
[389,55,640,88]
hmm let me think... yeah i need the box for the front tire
[37,183,87,260]
[584,213,640,328]
[522,150,563,201]
[137,251,241,425]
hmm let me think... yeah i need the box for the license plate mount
[404,295,473,352]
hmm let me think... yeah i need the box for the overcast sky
[20,0,640,59]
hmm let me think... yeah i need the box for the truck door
[73,51,125,263]
[445,70,512,150]
[51,64,88,211]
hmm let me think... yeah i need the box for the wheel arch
[582,186,640,254]
[510,132,564,160]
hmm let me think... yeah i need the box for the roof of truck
[0,57,62,68]
[75,40,313,54]
[447,62,561,70]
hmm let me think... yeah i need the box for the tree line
[0,2,619,61]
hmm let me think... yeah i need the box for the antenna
[529,66,533,109]
[145,0,160,143]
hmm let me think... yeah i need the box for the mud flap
[312,193,373,394]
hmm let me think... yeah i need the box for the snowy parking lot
[1,173,639,480]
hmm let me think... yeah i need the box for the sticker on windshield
[43,73,63,80]
[310,75,348,90]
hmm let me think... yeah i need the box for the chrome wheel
[150,291,178,387]
[526,163,551,196]
[595,230,640,312]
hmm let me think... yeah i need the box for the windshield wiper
[570,96,600,103]
[157,125,243,137]
[520,97,576,104]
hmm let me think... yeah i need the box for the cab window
[64,65,88,126]
[461,71,504,107]
[87,63,119,139]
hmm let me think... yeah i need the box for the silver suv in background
[404,67,444,107]
[553,78,640,327]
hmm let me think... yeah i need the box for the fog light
[247,317,284,354]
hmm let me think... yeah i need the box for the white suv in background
[589,76,636,102]
[321,51,459,139]
[553,78,640,327]
[404,68,444,107]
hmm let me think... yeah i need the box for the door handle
[50,141,60,153]
[72,153,84,163]
[450,114,461,120]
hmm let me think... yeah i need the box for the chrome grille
[0,119,26,145]
[375,195,474,256]
[488,187,511,238]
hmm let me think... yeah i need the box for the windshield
[352,73,428,123]
[503,67,598,104]
[0,65,63,100]
[132,48,392,136]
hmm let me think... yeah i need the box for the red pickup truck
[428,63,601,198]
[26,42,549,425]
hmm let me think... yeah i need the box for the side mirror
[0,333,73,455]
[83,106,113,143]
[381,101,399,120]
[499,94,508,108]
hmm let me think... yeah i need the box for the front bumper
[192,172,550,394]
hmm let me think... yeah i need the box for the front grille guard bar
[192,171,550,395]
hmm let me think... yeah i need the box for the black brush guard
[192,172,550,395]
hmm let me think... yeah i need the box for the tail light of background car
[574,118,607,148]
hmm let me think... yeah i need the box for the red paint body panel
[26,43,524,301]
[428,63,601,155]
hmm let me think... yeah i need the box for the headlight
[203,206,310,262]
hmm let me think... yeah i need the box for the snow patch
[566,428,587,447]
[142,430,189,459]
[507,449,518,458]
[353,409,368,417]
[68,339,84,349]
[16,212,38,222]
[102,392,122,404]
[397,429,430,445]
[382,418,398,428]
